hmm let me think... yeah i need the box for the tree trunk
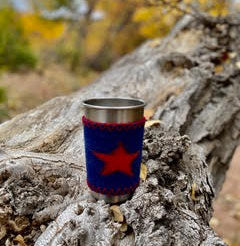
[0,15,240,245]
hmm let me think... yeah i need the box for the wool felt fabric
[82,116,145,196]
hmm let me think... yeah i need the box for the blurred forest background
[0,0,239,245]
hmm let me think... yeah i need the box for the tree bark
[0,15,240,245]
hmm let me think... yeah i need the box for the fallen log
[0,14,240,245]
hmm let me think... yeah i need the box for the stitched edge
[82,116,146,131]
[87,179,139,195]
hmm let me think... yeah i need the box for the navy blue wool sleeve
[82,116,145,196]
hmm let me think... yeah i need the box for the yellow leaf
[236,61,240,69]
[233,203,240,221]
[191,183,198,201]
[145,120,161,128]
[110,205,124,222]
[214,65,224,74]
[14,235,27,246]
[0,225,6,240]
[229,52,237,59]
[223,238,240,246]
[140,163,147,181]
[120,222,128,232]
[144,108,155,119]
[148,39,161,48]
[209,217,220,227]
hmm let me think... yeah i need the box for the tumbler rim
[82,97,145,110]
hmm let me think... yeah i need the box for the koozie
[82,116,145,196]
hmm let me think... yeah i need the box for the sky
[11,0,104,21]
[11,0,92,18]
[12,0,30,12]
[11,0,88,13]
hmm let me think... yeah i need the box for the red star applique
[93,142,139,176]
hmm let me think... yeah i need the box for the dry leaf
[140,163,147,181]
[233,211,240,221]
[0,225,6,240]
[236,61,240,69]
[120,222,128,232]
[229,52,237,59]
[209,217,219,227]
[191,183,198,201]
[223,238,232,246]
[145,120,161,128]
[214,65,224,74]
[224,194,235,202]
[14,235,27,246]
[40,224,46,232]
[144,109,154,120]
[110,205,124,222]
[148,39,161,48]
[8,216,29,232]
[233,203,240,221]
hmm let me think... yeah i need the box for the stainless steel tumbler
[82,98,145,203]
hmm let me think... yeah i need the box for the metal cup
[82,98,145,203]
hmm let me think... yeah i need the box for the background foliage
[0,8,36,71]
[0,0,231,72]
[0,86,8,122]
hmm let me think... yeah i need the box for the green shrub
[0,87,8,122]
[0,86,7,103]
[0,8,37,71]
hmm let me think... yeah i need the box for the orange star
[93,142,139,176]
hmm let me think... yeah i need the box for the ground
[212,146,240,245]
[0,65,98,118]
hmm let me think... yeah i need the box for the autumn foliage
[0,8,36,71]
[0,0,230,72]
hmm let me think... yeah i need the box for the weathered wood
[1,15,240,245]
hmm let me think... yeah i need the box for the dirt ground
[0,65,98,118]
[212,146,240,246]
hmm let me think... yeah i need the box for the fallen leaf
[233,211,240,221]
[191,183,198,201]
[120,222,128,232]
[145,120,161,128]
[0,225,6,240]
[223,238,232,246]
[110,205,124,222]
[14,235,27,246]
[233,203,240,221]
[144,109,154,120]
[236,61,240,69]
[148,39,161,48]
[214,65,224,74]
[140,163,147,181]
[229,52,237,59]
[8,216,29,232]
[209,217,220,227]
[224,194,235,202]
[40,224,46,232]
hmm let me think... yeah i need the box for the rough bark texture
[0,15,240,245]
